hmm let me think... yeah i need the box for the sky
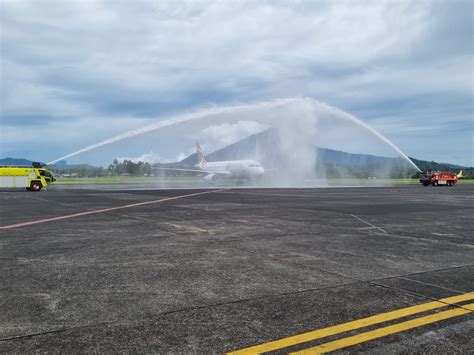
[1,0,473,166]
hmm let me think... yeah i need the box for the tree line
[51,159,194,177]
[51,158,473,179]
[108,159,153,176]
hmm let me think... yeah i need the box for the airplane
[457,170,464,179]
[156,143,265,184]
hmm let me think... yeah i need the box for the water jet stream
[314,100,421,172]
[47,98,296,165]
[48,98,421,173]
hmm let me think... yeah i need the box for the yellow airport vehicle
[0,162,55,191]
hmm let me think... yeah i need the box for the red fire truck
[419,171,463,186]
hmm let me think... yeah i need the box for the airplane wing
[154,167,230,176]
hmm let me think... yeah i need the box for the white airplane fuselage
[198,160,264,182]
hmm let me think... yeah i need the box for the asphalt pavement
[0,184,473,353]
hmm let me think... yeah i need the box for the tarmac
[0,184,473,353]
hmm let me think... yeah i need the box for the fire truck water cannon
[419,170,463,187]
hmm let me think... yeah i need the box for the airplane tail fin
[457,170,464,179]
[196,142,207,167]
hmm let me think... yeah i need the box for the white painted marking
[0,189,229,230]
[350,214,388,234]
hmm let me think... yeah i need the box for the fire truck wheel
[30,181,42,191]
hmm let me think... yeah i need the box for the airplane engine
[204,174,218,184]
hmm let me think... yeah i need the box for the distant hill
[177,128,280,166]
[3,130,472,178]
[0,158,95,170]
[173,129,472,178]
[318,148,392,166]
[0,157,35,166]
[409,158,466,172]
[50,160,69,168]
[177,128,401,167]
[50,163,98,171]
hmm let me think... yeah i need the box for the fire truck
[0,162,56,191]
[419,171,463,186]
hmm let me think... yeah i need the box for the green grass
[325,178,417,185]
[55,175,203,185]
[326,178,474,185]
[54,176,474,185]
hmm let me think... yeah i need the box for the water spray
[48,97,421,174]
[312,100,422,173]
[47,98,297,165]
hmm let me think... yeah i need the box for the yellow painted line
[227,292,474,354]
[462,302,474,311]
[189,226,208,234]
[292,302,474,354]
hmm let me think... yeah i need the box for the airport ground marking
[0,189,229,230]
[350,214,387,234]
[227,292,474,354]
[291,302,474,354]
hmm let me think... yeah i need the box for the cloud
[175,146,195,163]
[116,151,161,164]
[199,120,268,149]
[171,120,267,163]
[1,0,472,165]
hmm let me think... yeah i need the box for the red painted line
[0,189,228,230]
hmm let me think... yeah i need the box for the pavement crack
[0,322,112,342]
[236,246,473,302]
[0,282,364,343]
[229,245,360,283]
[367,281,474,312]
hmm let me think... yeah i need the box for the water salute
[1,1,473,353]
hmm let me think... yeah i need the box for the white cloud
[199,120,268,149]
[1,0,472,165]
[116,151,161,164]
[175,145,196,163]
[171,120,268,163]
[0,1,443,103]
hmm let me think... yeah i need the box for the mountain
[50,163,98,171]
[3,129,471,178]
[177,128,407,168]
[178,128,280,166]
[409,158,466,172]
[0,158,95,170]
[0,157,35,166]
[317,148,393,166]
[174,129,472,178]
[50,160,70,168]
